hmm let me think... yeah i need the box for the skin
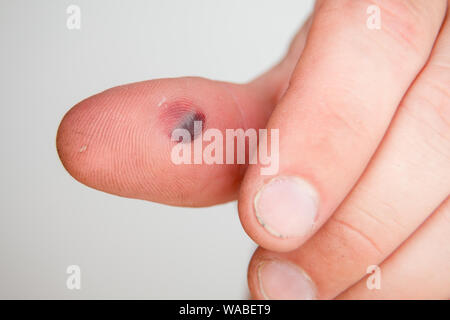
[57,0,450,299]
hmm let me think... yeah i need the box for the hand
[57,0,450,299]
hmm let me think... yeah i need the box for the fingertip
[248,247,317,300]
[56,77,271,207]
[238,175,312,253]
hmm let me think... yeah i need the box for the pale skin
[57,0,450,299]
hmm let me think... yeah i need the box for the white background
[0,0,313,299]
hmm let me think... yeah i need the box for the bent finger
[247,8,450,298]
[239,0,446,252]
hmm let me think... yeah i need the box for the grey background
[0,0,313,299]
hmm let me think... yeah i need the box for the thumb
[56,18,310,207]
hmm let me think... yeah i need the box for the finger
[338,198,450,300]
[56,18,311,207]
[247,8,450,298]
[239,0,447,252]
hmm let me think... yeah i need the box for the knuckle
[425,81,450,135]
[423,62,450,127]
[325,191,411,259]
[316,195,411,270]
[402,63,450,158]
[325,213,383,263]
[442,199,450,225]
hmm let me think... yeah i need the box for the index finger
[238,0,446,252]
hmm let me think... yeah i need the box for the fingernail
[257,260,316,300]
[254,176,319,238]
